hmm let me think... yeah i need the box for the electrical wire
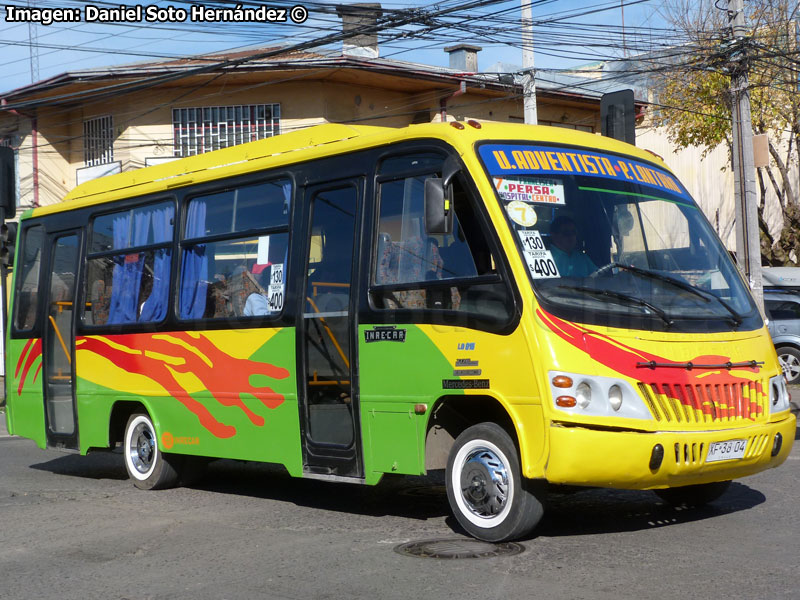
[3,0,799,152]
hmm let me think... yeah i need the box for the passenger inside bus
[88,275,111,325]
[548,215,596,277]
[243,266,270,316]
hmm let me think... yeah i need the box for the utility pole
[621,0,627,57]
[521,0,537,124]
[729,0,762,311]
[27,0,39,82]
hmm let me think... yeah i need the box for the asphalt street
[1,400,798,600]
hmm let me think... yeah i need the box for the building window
[84,116,114,166]
[172,104,281,157]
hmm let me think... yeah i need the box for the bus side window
[371,169,512,325]
[85,202,175,326]
[179,178,291,321]
[13,224,44,332]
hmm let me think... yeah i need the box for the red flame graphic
[538,309,764,419]
[78,332,290,438]
[15,338,43,396]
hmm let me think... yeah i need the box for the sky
[0,0,671,94]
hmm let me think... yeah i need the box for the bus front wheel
[445,422,544,542]
[124,413,181,490]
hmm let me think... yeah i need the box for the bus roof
[31,121,669,218]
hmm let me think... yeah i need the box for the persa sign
[493,177,565,205]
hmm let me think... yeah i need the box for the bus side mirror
[424,156,460,235]
[424,178,453,235]
[0,146,16,216]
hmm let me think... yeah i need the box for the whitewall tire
[445,422,544,542]
[123,413,180,490]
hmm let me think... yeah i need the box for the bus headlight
[576,382,592,408]
[608,385,623,411]
[769,374,790,414]
[549,372,651,419]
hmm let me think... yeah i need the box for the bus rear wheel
[124,413,181,490]
[445,422,544,542]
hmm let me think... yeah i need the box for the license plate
[706,439,747,463]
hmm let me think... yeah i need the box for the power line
[0,0,694,90]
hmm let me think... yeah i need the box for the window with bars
[84,116,114,166]
[172,104,281,157]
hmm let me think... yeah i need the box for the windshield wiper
[557,285,674,328]
[603,263,744,326]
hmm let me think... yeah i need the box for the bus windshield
[478,142,760,332]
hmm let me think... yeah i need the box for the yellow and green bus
[4,122,795,542]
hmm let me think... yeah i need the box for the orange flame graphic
[78,332,290,438]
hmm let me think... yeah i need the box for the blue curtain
[107,213,137,324]
[282,180,292,216]
[108,211,150,324]
[180,200,208,319]
[139,205,174,322]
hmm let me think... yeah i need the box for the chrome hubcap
[129,423,155,474]
[779,353,800,382]
[459,447,509,519]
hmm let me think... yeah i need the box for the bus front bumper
[542,413,796,489]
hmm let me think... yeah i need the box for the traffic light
[1,221,16,267]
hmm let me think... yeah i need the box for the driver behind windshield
[549,216,596,277]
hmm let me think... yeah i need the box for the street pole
[521,0,537,124]
[621,0,627,58]
[729,0,763,311]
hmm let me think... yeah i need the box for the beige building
[0,14,613,214]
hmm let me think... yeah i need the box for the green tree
[651,0,800,265]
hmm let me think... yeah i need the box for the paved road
[1,412,798,600]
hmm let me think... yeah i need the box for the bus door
[42,231,81,449]
[298,181,363,478]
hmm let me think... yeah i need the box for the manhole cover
[394,538,525,559]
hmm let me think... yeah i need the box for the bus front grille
[638,380,767,425]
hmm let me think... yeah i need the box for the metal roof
[0,45,620,110]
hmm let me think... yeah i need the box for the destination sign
[479,144,688,199]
